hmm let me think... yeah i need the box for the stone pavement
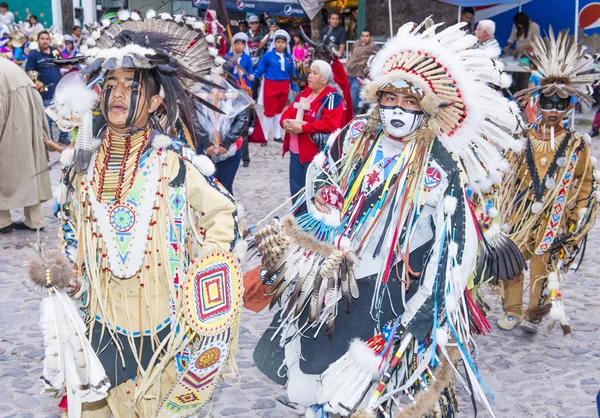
[0,114,599,418]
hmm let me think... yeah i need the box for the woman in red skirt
[250,29,296,143]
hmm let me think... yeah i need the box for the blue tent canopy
[192,0,308,18]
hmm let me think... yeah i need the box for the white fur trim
[158,12,173,20]
[130,11,141,21]
[91,138,102,150]
[549,302,563,320]
[193,155,216,176]
[337,236,352,252]
[327,129,342,147]
[445,295,457,314]
[233,239,248,262]
[152,134,172,150]
[55,183,70,205]
[556,157,568,168]
[547,272,559,291]
[591,156,598,167]
[436,328,449,347]
[145,9,156,19]
[545,177,556,190]
[501,223,511,233]
[205,34,215,44]
[174,14,184,23]
[101,18,111,28]
[86,37,96,47]
[208,47,219,57]
[531,202,543,214]
[117,9,130,22]
[443,196,457,215]
[448,241,458,258]
[310,207,341,227]
[488,207,499,218]
[484,223,500,240]
[312,152,326,168]
[91,30,101,40]
[348,339,381,378]
[193,21,205,31]
[583,133,592,145]
[60,148,75,166]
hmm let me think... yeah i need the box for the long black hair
[514,12,531,39]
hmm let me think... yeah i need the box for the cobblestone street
[0,112,599,418]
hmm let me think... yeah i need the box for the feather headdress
[515,28,600,107]
[361,18,523,195]
[48,9,227,164]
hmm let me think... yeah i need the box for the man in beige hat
[0,58,52,233]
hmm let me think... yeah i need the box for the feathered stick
[29,238,110,417]
[45,72,99,174]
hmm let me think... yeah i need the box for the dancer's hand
[314,189,332,214]
[66,279,81,297]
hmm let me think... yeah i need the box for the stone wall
[365,0,458,38]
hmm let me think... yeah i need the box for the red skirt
[263,79,290,117]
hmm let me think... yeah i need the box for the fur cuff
[193,155,216,176]
[348,339,381,378]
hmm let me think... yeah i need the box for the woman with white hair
[280,59,344,202]
[250,29,296,144]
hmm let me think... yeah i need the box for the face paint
[125,69,142,126]
[540,94,570,113]
[379,104,424,139]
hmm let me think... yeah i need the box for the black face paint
[379,104,425,115]
[102,82,112,120]
[125,69,142,126]
[540,94,570,112]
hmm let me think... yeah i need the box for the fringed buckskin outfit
[253,19,522,418]
[32,9,245,418]
[499,29,599,333]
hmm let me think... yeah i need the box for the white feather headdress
[361,18,523,195]
[515,27,600,107]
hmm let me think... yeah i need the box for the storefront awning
[192,0,308,18]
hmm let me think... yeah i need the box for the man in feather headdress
[498,30,599,334]
[253,19,522,418]
[34,10,244,418]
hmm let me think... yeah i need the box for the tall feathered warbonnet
[361,18,523,196]
[515,27,599,107]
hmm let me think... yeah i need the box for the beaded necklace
[91,128,150,203]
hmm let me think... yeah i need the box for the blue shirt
[226,52,253,86]
[252,49,296,82]
[25,47,63,101]
[13,47,26,62]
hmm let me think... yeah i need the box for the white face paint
[379,105,424,139]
